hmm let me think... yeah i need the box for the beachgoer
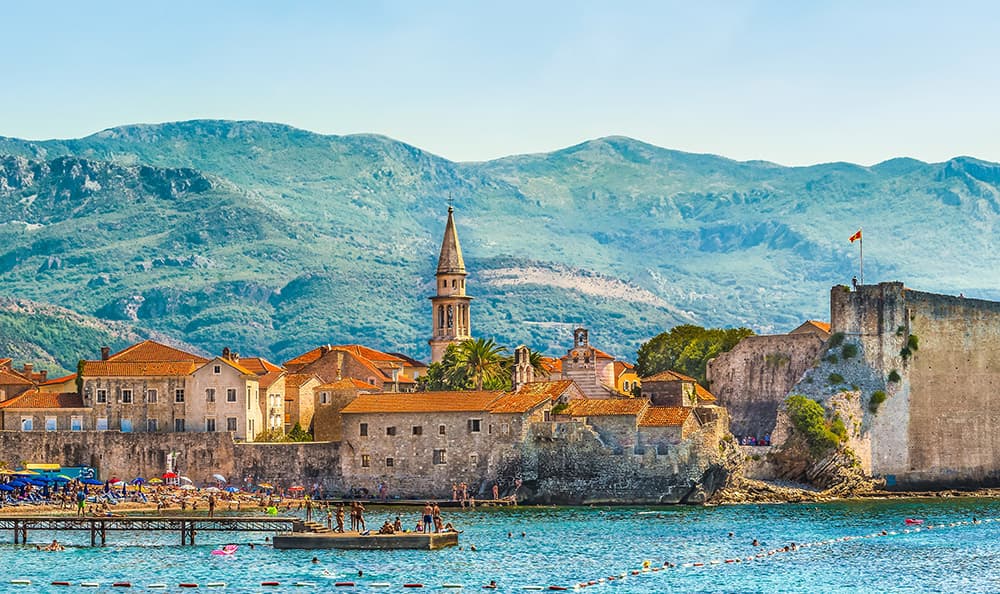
[311,556,319,564]
[432,503,442,533]
[423,502,434,534]
[336,504,345,532]
[452,484,458,501]
[305,497,313,522]
[492,484,499,500]
[356,502,366,532]
[752,539,759,546]
[208,494,216,518]
[76,489,86,517]
[379,520,394,534]
[326,510,333,530]
[393,516,402,532]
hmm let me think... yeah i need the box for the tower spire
[436,206,466,275]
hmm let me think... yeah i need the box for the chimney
[336,352,344,381]
[100,347,110,361]
[222,347,231,360]
[233,352,239,363]
[39,371,47,382]
[22,363,33,376]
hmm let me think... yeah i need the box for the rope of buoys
[403,585,424,589]
[260,582,280,587]
[205,582,226,588]
[113,582,132,587]
[178,584,198,589]
[10,580,31,585]
[81,583,100,588]
[370,583,392,588]
[334,583,356,587]
[51,582,72,587]
[147,584,167,589]
[294,583,317,587]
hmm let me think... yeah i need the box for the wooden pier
[0,515,301,546]
[273,530,458,550]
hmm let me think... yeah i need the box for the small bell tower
[429,206,473,363]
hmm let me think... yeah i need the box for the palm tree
[453,338,509,391]
[527,348,549,380]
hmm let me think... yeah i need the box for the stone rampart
[0,432,341,488]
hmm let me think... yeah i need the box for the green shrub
[896,325,906,337]
[551,403,568,415]
[869,390,887,413]
[828,373,845,385]
[841,344,858,359]
[907,334,919,351]
[826,354,839,364]
[829,332,846,348]
[785,395,847,457]
[888,369,901,383]
[900,346,912,360]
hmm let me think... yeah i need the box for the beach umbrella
[212,474,227,483]
[110,480,125,487]
[149,478,163,484]
[204,486,221,493]
[80,478,103,486]
[131,478,145,485]
[14,469,38,475]
[8,479,27,487]
[0,484,13,492]
[288,485,304,491]
[179,484,196,490]
[162,472,177,479]
[257,483,274,490]
[0,469,15,475]
[179,476,193,484]
[224,486,240,493]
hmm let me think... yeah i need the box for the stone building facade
[187,356,262,441]
[548,328,636,398]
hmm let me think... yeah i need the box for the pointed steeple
[436,206,466,275]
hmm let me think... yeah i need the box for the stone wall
[829,282,1000,488]
[0,431,341,489]
[707,332,826,439]
[519,411,732,504]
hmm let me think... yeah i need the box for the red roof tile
[564,398,649,417]
[0,369,34,386]
[41,373,77,386]
[541,357,562,374]
[639,406,692,427]
[642,369,698,383]
[490,380,574,414]
[341,391,503,414]
[285,373,322,388]
[257,371,285,390]
[694,384,716,403]
[0,389,85,409]
[81,361,201,377]
[317,378,380,391]
[238,357,284,375]
[107,340,207,363]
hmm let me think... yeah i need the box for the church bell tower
[429,206,472,364]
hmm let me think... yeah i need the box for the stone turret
[429,206,473,364]
[512,345,535,390]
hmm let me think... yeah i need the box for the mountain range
[2,120,1000,373]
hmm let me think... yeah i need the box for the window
[227,388,237,403]
[120,419,132,433]
[451,279,456,288]
[174,418,185,432]
[438,424,446,435]
[469,453,479,466]
[175,389,185,403]
[206,418,216,432]
[96,389,107,404]
[320,392,330,404]
[361,455,370,468]
[368,377,377,385]
[214,365,222,374]
[249,419,254,436]
[544,410,551,422]
[121,389,133,404]
[97,417,108,431]
[20,417,32,431]
[623,381,630,391]
[45,416,57,431]
[360,423,368,437]
[433,449,447,465]
[386,426,397,436]
[501,423,510,435]
[412,425,423,436]
[468,419,482,433]
[447,305,454,328]
[206,388,216,403]
[227,417,238,432]
[71,416,82,431]
[147,419,158,432]
[147,389,158,403]
[386,457,394,467]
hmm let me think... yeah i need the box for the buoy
[178,584,198,589]
[81,584,100,588]
[404,585,425,589]
[113,582,132,588]
[294,582,317,587]
[442,585,464,589]
[206,583,226,588]
[370,584,392,588]
[334,583,356,587]
[10,580,31,586]
[522,588,543,591]
[51,582,72,587]
[147,585,167,589]
[261,582,280,587]
[548,587,569,591]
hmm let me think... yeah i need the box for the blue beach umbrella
[80,478,103,486]
[131,478,145,485]
[0,484,13,492]
[224,486,240,493]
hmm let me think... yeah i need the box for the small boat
[904,518,924,525]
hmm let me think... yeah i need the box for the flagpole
[859,228,864,285]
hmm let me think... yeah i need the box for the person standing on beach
[350,502,358,531]
[336,504,346,532]
[208,494,216,518]
[305,497,313,522]
[75,489,86,517]
[492,484,499,501]
[432,502,443,533]
[356,501,366,532]
[423,502,434,533]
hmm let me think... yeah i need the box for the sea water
[2,498,999,593]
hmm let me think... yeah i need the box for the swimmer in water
[311,557,319,564]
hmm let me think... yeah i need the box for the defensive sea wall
[831,282,1000,489]
[0,432,341,489]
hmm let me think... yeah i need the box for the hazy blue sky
[3,1,999,165]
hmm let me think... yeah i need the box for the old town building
[429,207,472,364]
[546,328,638,398]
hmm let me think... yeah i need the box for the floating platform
[272,531,458,550]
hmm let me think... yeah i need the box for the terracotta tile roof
[341,391,503,414]
[41,373,76,386]
[541,357,562,374]
[489,380,573,414]
[0,358,10,368]
[317,378,379,391]
[387,352,429,369]
[80,361,201,377]
[258,371,285,390]
[564,398,649,417]
[0,369,34,385]
[238,357,284,375]
[639,406,691,427]
[613,361,636,378]
[206,357,256,376]
[107,340,207,363]
[331,345,407,363]
[283,347,325,369]
[285,373,321,388]
[0,389,85,409]
[560,347,615,362]
[695,384,717,403]
[807,320,831,333]
[642,369,698,383]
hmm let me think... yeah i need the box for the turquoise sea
[2,498,999,593]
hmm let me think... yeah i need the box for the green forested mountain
[1,120,999,365]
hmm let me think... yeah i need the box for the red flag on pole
[849,229,862,243]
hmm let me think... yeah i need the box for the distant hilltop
[2,119,1000,367]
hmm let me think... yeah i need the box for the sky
[3,0,999,165]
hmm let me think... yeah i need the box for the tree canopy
[417,339,546,392]
[635,324,753,386]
